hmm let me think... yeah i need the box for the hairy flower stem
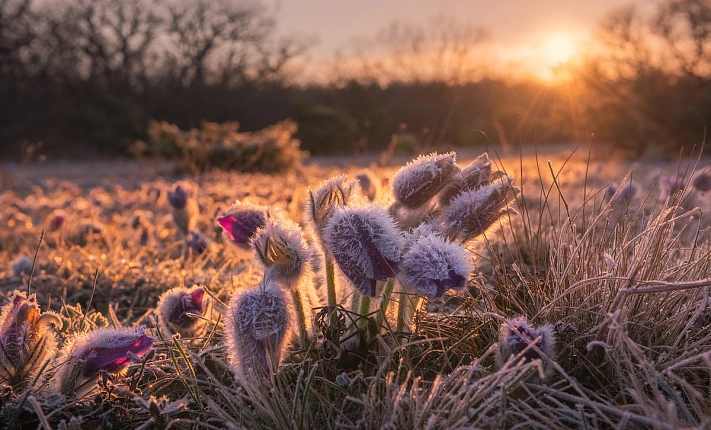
[376,279,396,330]
[396,292,423,335]
[325,253,338,328]
[358,296,371,332]
[291,288,310,350]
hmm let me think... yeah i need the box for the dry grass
[2,146,711,429]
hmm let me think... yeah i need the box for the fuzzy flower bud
[324,205,401,297]
[48,210,67,232]
[54,326,154,397]
[355,170,381,202]
[692,170,711,192]
[168,184,198,238]
[225,279,292,376]
[187,230,209,254]
[217,201,267,249]
[11,256,34,277]
[0,291,61,389]
[157,286,211,338]
[439,153,505,206]
[444,179,519,242]
[495,317,555,381]
[400,233,472,299]
[252,216,310,290]
[392,152,459,210]
[306,175,358,235]
[604,181,637,203]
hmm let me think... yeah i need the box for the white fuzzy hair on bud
[444,178,519,243]
[0,291,61,390]
[306,174,358,237]
[495,317,555,383]
[323,204,402,297]
[392,152,459,210]
[225,279,293,377]
[400,233,472,299]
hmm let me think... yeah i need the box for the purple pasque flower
[157,286,210,338]
[54,326,154,397]
[604,180,637,203]
[167,185,189,210]
[225,279,292,376]
[439,153,506,206]
[306,174,358,235]
[251,216,310,290]
[495,317,555,381]
[168,183,199,237]
[692,170,711,192]
[0,291,61,388]
[400,232,472,299]
[48,210,67,232]
[392,152,459,210]
[323,204,401,297]
[444,178,519,243]
[187,230,209,254]
[355,170,381,202]
[217,201,267,249]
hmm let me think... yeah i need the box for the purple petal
[80,334,154,377]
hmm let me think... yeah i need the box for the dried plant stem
[325,253,338,328]
[291,288,310,350]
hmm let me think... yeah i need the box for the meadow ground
[1,144,711,429]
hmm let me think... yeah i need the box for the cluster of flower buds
[495,317,555,383]
[225,279,292,376]
[53,326,154,398]
[157,286,211,339]
[217,200,267,249]
[0,291,61,389]
[168,183,199,238]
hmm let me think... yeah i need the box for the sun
[543,34,576,64]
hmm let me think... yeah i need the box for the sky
[275,0,629,80]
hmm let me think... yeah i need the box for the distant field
[1,147,711,429]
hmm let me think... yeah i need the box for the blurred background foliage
[2,0,711,161]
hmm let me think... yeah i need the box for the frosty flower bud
[439,153,506,206]
[401,233,472,299]
[252,216,310,290]
[187,230,209,254]
[0,291,61,389]
[444,179,519,242]
[157,286,211,338]
[225,279,292,376]
[660,175,685,198]
[216,201,267,249]
[604,181,637,203]
[54,327,154,398]
[692,171,711,192]
[48,210,67,232]
[324,205,401,297]
[392,152,459,210]
[168,184,198,238]
[355,170,381,202]
[306,175,358,235]
[495,317,555,381]
[11,255,34,277]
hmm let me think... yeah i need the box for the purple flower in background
[54,326,154,397]
[605,181,637,203]
[495,317,555,382]
[167,185,189,209]
[168,183,198,237]
[225,279,292,376]
[49,210,67,232]
[392,152,459,209]
[401,233,472,299]
[692,170,711,192]
[217,201,267,249]
[187,230,209,254]
[157,286,210,338]
[355,170,381,202]
[660,175,686,198]
[324,205,401,297]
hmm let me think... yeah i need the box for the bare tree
[654,0,711,77]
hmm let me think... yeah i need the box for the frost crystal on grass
[225,279,292,376]
[392,152,459,209]
[444,179,519,242]
[252,216,310,290]
[306,174,358,235]
[0,291,61,389]
[324,205,401,296]
[495,317,555,382]
[54,326,154,397]
[217,200,267,249]
[401,233,472,299]
[157,286,211,338]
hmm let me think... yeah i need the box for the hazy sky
[276,0,629,77]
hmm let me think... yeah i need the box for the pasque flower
[355,170,381,202]
[0,291,61,389]
[439,153,505,206]
[225,279,292,376]
[392,152,459,210]
[54,326,154,397]
[400,233,472,299]
[324,205,401,297]
[168,184,198,238]
[157,286,211,338]
[495,317,555,382]
[217,201,267,249]
[692,170,711,192]
[306,175,358,236]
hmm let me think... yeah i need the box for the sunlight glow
[544,35,576,64]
